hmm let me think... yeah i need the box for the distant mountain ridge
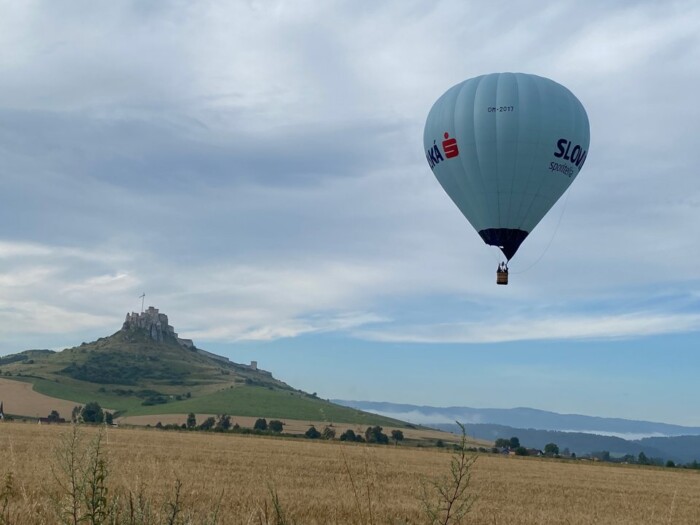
[332,400,700,438]
[434,423,700,464]
[333,400,700,463]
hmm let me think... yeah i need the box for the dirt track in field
[0,378,79,419]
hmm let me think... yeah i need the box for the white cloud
[0,301,112,336]
[357,311,700,344]
[0,241,52,258]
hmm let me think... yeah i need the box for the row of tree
[156,414,287,433]
[494,436,700,468]
[152,413,408,446]
[303,425,404,445]
[495,437,563,457]
[588,450,683,467]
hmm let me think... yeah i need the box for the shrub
[364,426,389,445]
[340,429,357,442]
[80,402,104,424]
[199,417,216,431]
[391,429,404,445]
[305,426,321,439]
[215,414,232,431]
[268,420,284,433]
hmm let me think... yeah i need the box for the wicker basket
[496,272,509,285]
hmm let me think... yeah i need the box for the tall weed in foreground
[256,485,296,525]
[52,423,90,524]
[51,424,223,525]
[0,471,17,525]
[52,424,123,524]
[123,482,154,525]
[420,422,477,525]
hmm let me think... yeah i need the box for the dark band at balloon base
[478,228,529,260]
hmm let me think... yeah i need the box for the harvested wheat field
[0,378,80,419]
[2,421,700,524]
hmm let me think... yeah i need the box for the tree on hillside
[81,402,104,424]
[71,405,82,423]
[391,429,404,446]
[514,446,529,456]
[544,443,559,456]
[509,437,520,449]
[186,412,197,429]
[305,426,321,439]
[365,426,389,445]
[254,418,268,431]
[340,429,357,442]
[105,412,114,425]
[322,426,336,440]
[268,420,284,433]
[47,410,61,423]
[495,438,510,449]
[199,417,216,431]
[638,451,650,465]
[215,414,231,431]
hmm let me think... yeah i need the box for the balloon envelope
[424,72,590,260]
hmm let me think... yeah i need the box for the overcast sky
[1,1,699,425]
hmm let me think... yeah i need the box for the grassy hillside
[127,385,405,425]
[0,327,405,428]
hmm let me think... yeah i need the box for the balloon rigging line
[510,187,571,275]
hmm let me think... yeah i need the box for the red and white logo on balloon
[425,132,460,168]
[442,133,459,158]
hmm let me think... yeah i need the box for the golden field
[2,421,700,524]
[0,378,80,419]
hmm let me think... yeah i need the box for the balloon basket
[496,272,509,285]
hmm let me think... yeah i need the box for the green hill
[0,310,404,427]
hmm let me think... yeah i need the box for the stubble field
[2,421,700,524]
[0,378,81,419]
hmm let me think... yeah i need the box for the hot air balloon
[424,73,590,284]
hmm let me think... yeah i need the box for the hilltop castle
[121,307,265,372]
[123,306,195,349]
